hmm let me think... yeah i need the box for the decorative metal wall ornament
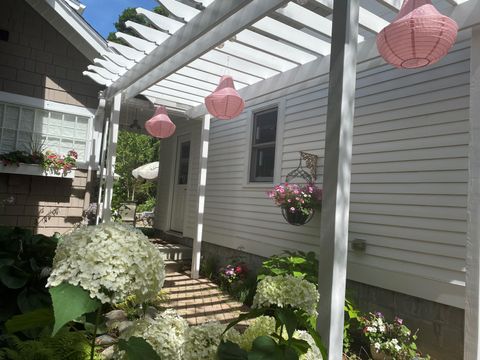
[376,0,458,69]
[300,151,318,181]
[204,75,245,120]
[144,105,176,139]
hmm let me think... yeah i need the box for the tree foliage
[107,5,169,45]
[112,131,160,211]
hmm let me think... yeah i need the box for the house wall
[0,0,103,234]
[0,170,90,236]
[0,0,102,110]
[155,31,470,360]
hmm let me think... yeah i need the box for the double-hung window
[0,102,91,164]
[249,107,278,182]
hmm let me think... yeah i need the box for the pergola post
[465,25,480,360]
[317,0,359,358]
[102,93,122,223]
[191,114,211,279]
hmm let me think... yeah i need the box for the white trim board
[0,91,96,117]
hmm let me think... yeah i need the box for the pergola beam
[116,0,292,100]
[105,0,256,100]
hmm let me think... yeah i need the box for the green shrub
[0,227,58,332]
[257,250,318,285]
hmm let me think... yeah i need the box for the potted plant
[267,183,322,225]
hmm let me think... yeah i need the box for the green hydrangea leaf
[217,340,248,360]
[118,336,161,360]
[49,283,101,335]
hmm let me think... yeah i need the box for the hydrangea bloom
[252,275,319,316]
[184,321,227,360]
[294,330,323,360]
[47,223,165,304]
[121,309,188,360]
[234,316,276,351]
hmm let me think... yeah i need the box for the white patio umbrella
[132,161,159,180]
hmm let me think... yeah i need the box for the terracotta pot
[281,207,314,226]
[370,345,393,360]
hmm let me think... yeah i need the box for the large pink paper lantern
[144,105,176,138]
[377,0,458,69]
[205,75,245,120]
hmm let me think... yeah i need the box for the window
[0,102,91,162]
[250,107,278,182]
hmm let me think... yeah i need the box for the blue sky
[81,0,158,38]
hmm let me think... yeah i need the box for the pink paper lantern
[377,0,458,69]
[205,75,245,120]
[145,105,176,138]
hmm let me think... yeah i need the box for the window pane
[19,109,35,132]
[252,146,275,181]
[0,104,4,128]
[75,141,86,160]
[35,111,48,133]
[5,106,19,129]
[177,141,190,185]
[17,131,32,152]
[1,129,16,153]
[50,111,62,120]
[253,109,277,144]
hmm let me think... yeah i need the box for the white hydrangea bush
[233,316,276,351]
[121,309,188,360]
[184,321,227,360]
[252,275,319,316]
[294,330,323,360]
[47,223,165,304]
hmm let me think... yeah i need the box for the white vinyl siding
[156,37,470,308]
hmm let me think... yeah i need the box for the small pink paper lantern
[377,0,458,69]
[205,75,245,120]
[145,105,176,138]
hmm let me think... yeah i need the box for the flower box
[0,163,75,179]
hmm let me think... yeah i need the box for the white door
[170,136,191,232]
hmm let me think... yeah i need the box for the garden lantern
[144,105,176,139]
[376,0,458,69]
[204,75,245,120]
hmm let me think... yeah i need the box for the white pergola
[83,0,480,358]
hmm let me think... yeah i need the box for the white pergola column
[102,93,122,223]
[191,114,211,279]
[465,25,480,360]
[317,0,359,358]
[96,112,110,225]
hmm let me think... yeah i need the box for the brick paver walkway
[162,271,249,326]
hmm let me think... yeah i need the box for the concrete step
[165,259,190,273]
[154,242,192,261]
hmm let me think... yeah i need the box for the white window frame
[243,98,285,188]
[0,91,96,169]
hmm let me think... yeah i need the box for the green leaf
[275,308,297,340]
[0,265,30,289]
[289,257,306,264]
[118,336,161,360]
[17,287,51,314]
[223,308,267,334]
[248,336,299,360]
[0,258,14,268]
[5,307,54,333]
[49,283,101,335]
[217,341,248,360]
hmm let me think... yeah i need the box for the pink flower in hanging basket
[145,106,176,139]
[376,0,458,69]
[204,75,245,120]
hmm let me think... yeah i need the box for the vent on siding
[0,30,9,42]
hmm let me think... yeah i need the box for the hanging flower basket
[281,207,315,226]
[268,183,322,226]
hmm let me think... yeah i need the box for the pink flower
[289,206,295,213]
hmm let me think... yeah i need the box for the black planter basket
[281,207,315,226]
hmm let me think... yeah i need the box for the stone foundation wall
[0,169,90,236]
[159,232,464,360]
